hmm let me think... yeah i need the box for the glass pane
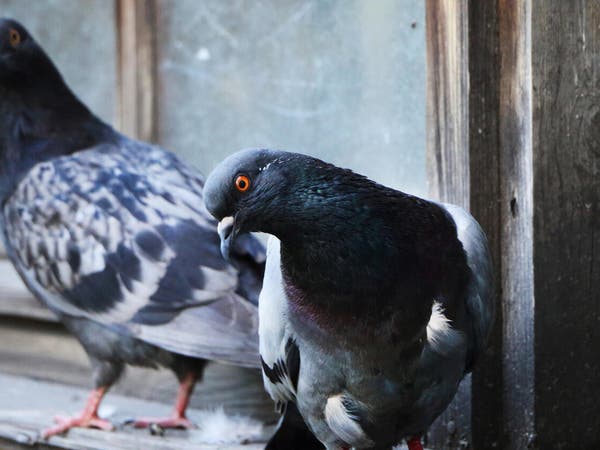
[157,0,426,196]
[0,0,117,125]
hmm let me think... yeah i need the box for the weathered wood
[117,0,158,142]
[496,1,536,449]
[425,0,469,208]
[531,1,600,447]
[0,373,270,450]
[428,0,600,448]
[425,2,471,448]
[427,0,533,447]
[0,317,275,422]
[427,0,535,446]
[466,2,507,449]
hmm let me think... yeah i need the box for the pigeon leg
[43,386,114,438]
[406,435,424,450]
[132,372,197,429]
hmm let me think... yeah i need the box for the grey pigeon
[204,149,495,450]
[0,18,266,438]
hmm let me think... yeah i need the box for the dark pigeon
[204,149,495,450]
[0,18,271,438]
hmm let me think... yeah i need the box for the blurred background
[0,0,426,448]
[0,0,426,192]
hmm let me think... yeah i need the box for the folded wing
[440,203,495,371]
[2,142,262,367]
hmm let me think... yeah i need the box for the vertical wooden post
[426,1,469,209]
[531,1,600,447]
[467,1,508,448]
[496,1,536,448]
[427,0,600,448]
[116,0,158,142]
[425,2,472,447]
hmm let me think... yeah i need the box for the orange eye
[235,175,250,192]
[9,28,21,47]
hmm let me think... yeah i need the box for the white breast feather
[259,237,296,404]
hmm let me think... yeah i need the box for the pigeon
[0,18,270,438]
[204,149,495,450]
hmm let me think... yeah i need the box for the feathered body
[1,142,264,366]
[204,149,494,449]
[0,18,267,436]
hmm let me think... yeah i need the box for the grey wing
[133,292,259,367]
[2,147,261,367]
[259,237,299,409]
[441,203,495,371]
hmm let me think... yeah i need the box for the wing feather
[441,203,495,371]
[1,141,263,365]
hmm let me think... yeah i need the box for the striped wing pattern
[2,141,261,367]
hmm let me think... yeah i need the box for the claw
[42,387,112,439]
[127,372,198,431]
[43,413,114,438]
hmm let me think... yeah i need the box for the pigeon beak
[217,216,236,261]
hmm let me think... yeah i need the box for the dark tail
[265,403,324,450]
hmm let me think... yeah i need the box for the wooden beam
[496,1,535,448]
[0,373,270,450]
[425,0,469,208]
[465,1,507,448]
[427,0,600,448]
[0,317,275,422]
[425,2,472,447]
[116,0,158,142]
[531,1,600,447]
[427,0,536,447]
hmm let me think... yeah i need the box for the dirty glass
[156,0,426,196]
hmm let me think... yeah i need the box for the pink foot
[131,415,196,429]
[43,413,114,438]
[127,373,198,432]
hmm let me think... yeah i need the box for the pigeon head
[0,18,94,120]
[204,148,293,259]
[0,19,63,89]
[204,148,380,262]
[0,18,28,50]
[0,18,30,59]
[0,19,112,201]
